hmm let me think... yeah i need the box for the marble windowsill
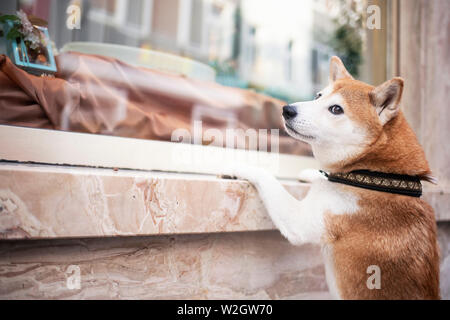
[0,162,449,240]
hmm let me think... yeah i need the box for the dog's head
[283,56,405,169]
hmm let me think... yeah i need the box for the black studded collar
[320,170,422,197]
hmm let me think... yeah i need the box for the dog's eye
[329,105,344,115]
[315,93,322,100]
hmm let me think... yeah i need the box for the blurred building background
[0,0,448,299]
[1,0,376,102]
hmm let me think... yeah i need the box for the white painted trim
[121,0,153,37]
[87,0,153,38]
[201,0,209,53]
[87,9,117,27]
[177,0,192,47]
[115,0,127,25]
[0,125,318,179]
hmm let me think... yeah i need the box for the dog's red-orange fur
[328,79,432,178]
[322,58,440,299]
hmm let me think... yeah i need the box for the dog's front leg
[222,165,324,245]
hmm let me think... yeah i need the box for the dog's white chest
[304,179,360,216]
[322,244,342,299]
[305,180,360,299]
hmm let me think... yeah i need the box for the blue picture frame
[4,20,56,75]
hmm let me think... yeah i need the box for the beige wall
[361,0,388,86]
[0,231,330,299]
[152,0,180,39]
[399,0,450,189]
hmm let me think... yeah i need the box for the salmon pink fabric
[0,53,311,155]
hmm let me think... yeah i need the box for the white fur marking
[322,244,342,299]
[221,164,359,299]
[288,90,369,170]
[221,164,359,243]
[298,168,326,182]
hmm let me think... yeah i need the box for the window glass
[126,0,144,27]
[0,0,388,157]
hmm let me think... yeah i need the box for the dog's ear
[370,77,404,125]
[329,56,353,82]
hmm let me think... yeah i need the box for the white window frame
[176,0,209,59]
[88,0,153,38]
[0,125,318,180]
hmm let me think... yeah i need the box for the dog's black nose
[282,105,297,120]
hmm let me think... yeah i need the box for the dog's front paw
[218,164,264,182]
[218,165,238,180]
[298,168,326,183]
[219,173,238,180]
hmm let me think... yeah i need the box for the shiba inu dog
[224,56,440,299]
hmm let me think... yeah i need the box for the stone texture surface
[0,224,449,300]
[0,163,308,239]
[0,162,449,299]
[0,163,448,241]
[0,162,448,299]
[0,231,331,300]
